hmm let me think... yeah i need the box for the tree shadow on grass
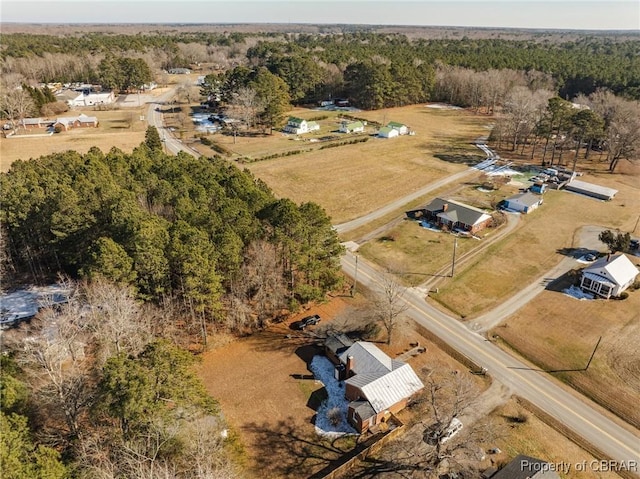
[544,269,581,293]
[243,418,358,478]
[434,153,484,165]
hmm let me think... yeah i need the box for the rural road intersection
[150,94,639,472]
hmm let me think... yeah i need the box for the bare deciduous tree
[374,272,409,345]
[224,86,263,132]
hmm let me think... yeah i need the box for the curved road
[344,252,640,469]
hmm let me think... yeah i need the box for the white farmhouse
[282,117,320,135]
[580,254,639,298]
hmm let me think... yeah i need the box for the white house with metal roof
[580,253,639,298]
[337,342,424,433]
[282,117,320,134]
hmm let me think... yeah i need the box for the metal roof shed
[564,179,618,200]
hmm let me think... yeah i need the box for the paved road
[147,89,200,156]
[343,252,640,469]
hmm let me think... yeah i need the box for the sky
[1,0,639,31]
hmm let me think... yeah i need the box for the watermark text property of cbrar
[521,459,638,475]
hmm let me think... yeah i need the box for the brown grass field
[242,105,491,223]
[431,168,640,318]
[358,219,482,286]
[491,275,640,428]
[0,108,148,171]
[488,399,620,479]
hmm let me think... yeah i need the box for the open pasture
[243,105,491,223]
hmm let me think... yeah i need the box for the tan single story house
[407,197,493,234]
[53,113,99,131]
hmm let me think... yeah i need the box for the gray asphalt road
[147,90,200,156]
[344,252,640,469]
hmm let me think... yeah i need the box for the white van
[440,418,463,444]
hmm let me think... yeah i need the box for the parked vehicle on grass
[293,314,321,330]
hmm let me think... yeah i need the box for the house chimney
[443,203,449,212]
[346,355,354,377]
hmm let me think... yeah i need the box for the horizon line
[1,21,639,33]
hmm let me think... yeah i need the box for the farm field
[431,169,640,318]
[491,274,640,428]
[243,105,491,224]
[0,108,149,171]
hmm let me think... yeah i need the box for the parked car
[293,314,321,330]
[440,418,463,444]
[585,253,597,262]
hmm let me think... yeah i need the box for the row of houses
[282,116,411,137]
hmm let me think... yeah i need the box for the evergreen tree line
[2,31,638,101]
[0,131,344,336]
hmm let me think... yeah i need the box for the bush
[617,292,629,300]
[53,124,64,134]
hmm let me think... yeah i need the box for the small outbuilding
[580,253,639,298]
[504,192,543,214]
[489,454,560,479]
[377,126,399,138]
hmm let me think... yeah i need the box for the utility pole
[450,236,458,277]
[351,254,359,297]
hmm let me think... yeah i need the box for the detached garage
[504,192,543,214]
[377,126,399,138]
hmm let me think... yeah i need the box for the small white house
[580,254,639,298]
[339,120,365,133]
[282,117,320,135]
[378,126,399,138]
[503,192,543,214]
[387,121,409,135]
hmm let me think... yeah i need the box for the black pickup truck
[293,314,321,330]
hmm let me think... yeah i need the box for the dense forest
[0,130,344,334]
[1,31,639,100]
